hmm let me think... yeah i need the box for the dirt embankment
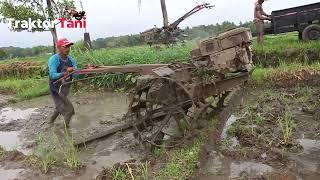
[0,61,46,78]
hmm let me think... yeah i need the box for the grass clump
[111,167,128,180]
[73,43,194,67]
[278,109,296,146]
[33,126,81,173]
[154,119,214,180]
[34,135,59,173]
[61,123,81,169]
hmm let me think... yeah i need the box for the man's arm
[69,56,80,79]
[69,56,78,69]
[257,10,270,20]
[48,56,63,80]
[255,4,271,21]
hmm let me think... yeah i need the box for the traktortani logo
[4,17,86,31]
[2,8,86,31]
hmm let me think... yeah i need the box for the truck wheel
[302,24,320,40]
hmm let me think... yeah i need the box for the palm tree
[138,0,169,27]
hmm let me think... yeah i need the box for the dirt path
[0,91,145,180]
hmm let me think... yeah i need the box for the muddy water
[0,91,142,179]
[0,167,25,180]
[71,92,128,131]
[0,107,39,154]
[0,131,32,155]
[0,107,39,124]
[221,114,239,148]
[199,153,275,179]
[11,91,128,131]
[199,113,275,179]
[288,139,320,179]
[203,124,320,179]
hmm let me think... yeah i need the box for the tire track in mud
[191,87,247,179]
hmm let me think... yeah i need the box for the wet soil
[196,85,320,180]
[2,77,320,179]
[0,91,145,180]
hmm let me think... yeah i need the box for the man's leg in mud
[49,108,60,124]
[48,93,64,125]
[59,85,75,128]
[61,97,75,128]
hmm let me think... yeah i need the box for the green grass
[250,62,320,85]
[73,43,194,66]
[34,126,81,173]
[154,119,218,180]
[253,32,320,53]
[111,167,128,180]
[0,55,49,65]
[34,134,59,173]
[252,32,320,66]
[278,109,296,146]
[60,123,81,169]
[155,139,202,180]
[0,32,319,100]
[0,78,49,100]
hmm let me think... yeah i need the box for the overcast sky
[0,0,319,48]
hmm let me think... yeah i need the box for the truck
[265,2,320,40]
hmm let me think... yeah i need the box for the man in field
[47,38,77,128]
[254,0,272,46]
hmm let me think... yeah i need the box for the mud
[0,94,12,107]
[197,85,320,180]
[0,167,25,180]
[0,91,144,180]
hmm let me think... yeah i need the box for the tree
[0,49,8,60]
[0,0,75,54]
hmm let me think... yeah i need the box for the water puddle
[71,92,128,131]
[0,131,31,155]
[0,107,39,124]
[288,139,320,177]
[230,161,273,178]
[221,114,237,139]
[92,151,132,168]
[199,150,274,179]
[221,114,239,148]
[298,139,320,153]
[0,167,24,180]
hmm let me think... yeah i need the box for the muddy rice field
[0,80,320,179]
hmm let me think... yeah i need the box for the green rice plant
[111,167,128,180]
[278,109,295,145]
[60,122,82,169]
[137,161,150,180]
[34,133,59,173]
[155,133,206,180]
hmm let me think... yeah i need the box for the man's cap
[56,38,74,48]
